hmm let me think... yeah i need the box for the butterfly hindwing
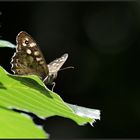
[11,31,49,80]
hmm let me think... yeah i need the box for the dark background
[0,1,140,138]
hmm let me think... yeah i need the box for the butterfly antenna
[43,76,48,83]
[59,66,74,72]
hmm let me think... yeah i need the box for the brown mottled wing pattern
[10,31,49,80]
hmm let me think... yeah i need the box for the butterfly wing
[10,31,49,80]
[44,53,68,84]
[48,53,68,73]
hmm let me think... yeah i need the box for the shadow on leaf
[0,82,7,89]
[7,75,53,98]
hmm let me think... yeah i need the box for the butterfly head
[43,53,69,84]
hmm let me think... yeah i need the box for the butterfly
[10,31,69,89]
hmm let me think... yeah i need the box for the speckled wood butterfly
[10,31,68,88]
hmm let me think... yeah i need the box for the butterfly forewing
[48,53,68,73]
[11,31,69,86]
[11,31,49,80]
[43,53,68,84]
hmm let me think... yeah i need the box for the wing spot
[25,40,29,44]
[15,63,21,67]
[16,69,21,73]
[26,49,32,54]
[15,59,19,63]
[30,42,36,47]
[25,37,29,41]
[59,59,63,62]
[52,63,56,66]
[55,59,59,62]
[36,57,42,61]
[34,51,40,56]
[22,42,27,47]
[39,61,44,65]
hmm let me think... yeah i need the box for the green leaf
[0,107,47,138]
[0,66,100,137]
[0,40,16,48]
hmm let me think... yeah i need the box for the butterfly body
[11,31,68,86]
[46,53,68,84]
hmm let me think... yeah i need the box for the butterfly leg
[51,82,56,91]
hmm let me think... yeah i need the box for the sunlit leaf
[0,66,100,138]
[0,107,47,138]
[0,40,16,48]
